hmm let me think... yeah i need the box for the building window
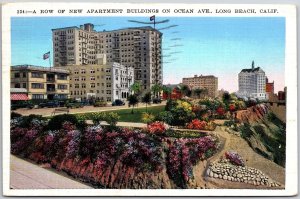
[90,76,95,81]
[57,74,68,80]
[14,83,20,88]
[32,94,44,99]
[22,72,26,78]
[106,90,111,94]
[81,69,86,74]
[14,73,20,78]
[31,72,44,78]
[91,83,95,88]
[58,84,68,90]
[31,83,44,89]
[75,84,79,88]
[22,83,26,88]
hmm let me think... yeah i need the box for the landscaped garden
[10,113,219,188]
[11,89,285,189]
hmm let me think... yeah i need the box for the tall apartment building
[237,61,267,100]
[182,75,218,98]
[65,62,134,102]
[11,65,70,100]
[52,23,162,91]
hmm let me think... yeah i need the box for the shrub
[229,104,236,112]
[47,114,79,130]
[224,120,235,127]
[105,112,120,127]
[156,111,174,125]
[18,114,44,128]
[186,119,207,130]
[141,112,155,124]
[94,100,107,107]
[166,136,217,187]
[147,121,166,135]
[239,123,253,138]
[89,112,106,125]
[87,112,119,127]
[11,112,22,119]
[225,151,245,166]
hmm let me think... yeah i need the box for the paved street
[13,101,166,117]
[10,155,93,189]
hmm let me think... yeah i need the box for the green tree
[151,84,162,98]
[130,82,141,95]
[142,92,151,112]
[222,91,231,104]
[180,84,191,97]
[193,88,203,99]
[128,94,139,114]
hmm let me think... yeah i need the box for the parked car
[152,98,162,104]
[112,99,125,106]
[38,101,59,108]
[11,102,34,110]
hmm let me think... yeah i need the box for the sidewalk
[10,155,93,189]
[14,102,166,117]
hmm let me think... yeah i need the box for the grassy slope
[104,105,165,123]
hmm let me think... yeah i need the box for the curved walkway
[10,155,93,189]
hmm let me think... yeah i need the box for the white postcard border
[2,2,298,196]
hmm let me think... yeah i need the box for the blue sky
[11,17,285,92]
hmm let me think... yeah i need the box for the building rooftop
[11,65,70,74]
[183,75,217,79]
[52,23,162,35]
[240,67,262,73]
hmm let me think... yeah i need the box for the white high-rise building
[237,61,267,100]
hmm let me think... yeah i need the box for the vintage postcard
[1,2,297,196]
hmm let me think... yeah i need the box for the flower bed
[11,116,218,189]
[166,136,217,188]
[186,119,216,131]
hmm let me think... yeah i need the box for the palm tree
[151,84,162,98]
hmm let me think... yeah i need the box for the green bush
[94,100,107,107]
[47,114,80,130]
[156,111,174,125]
[20,114,44,128]
[105,112,120,127]
[239,123,253,138]
[11,112,22,119]
[89,112,106,125]
[85,112,120,127]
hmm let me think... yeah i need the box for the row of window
[70,90,112,95]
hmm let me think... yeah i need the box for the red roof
[11,93,29,101]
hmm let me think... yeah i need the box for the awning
[11,93,29,101]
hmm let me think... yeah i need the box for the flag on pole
[43,51,50,60]
[150,15,155,21]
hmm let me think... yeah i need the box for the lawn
[108,105,165,123]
